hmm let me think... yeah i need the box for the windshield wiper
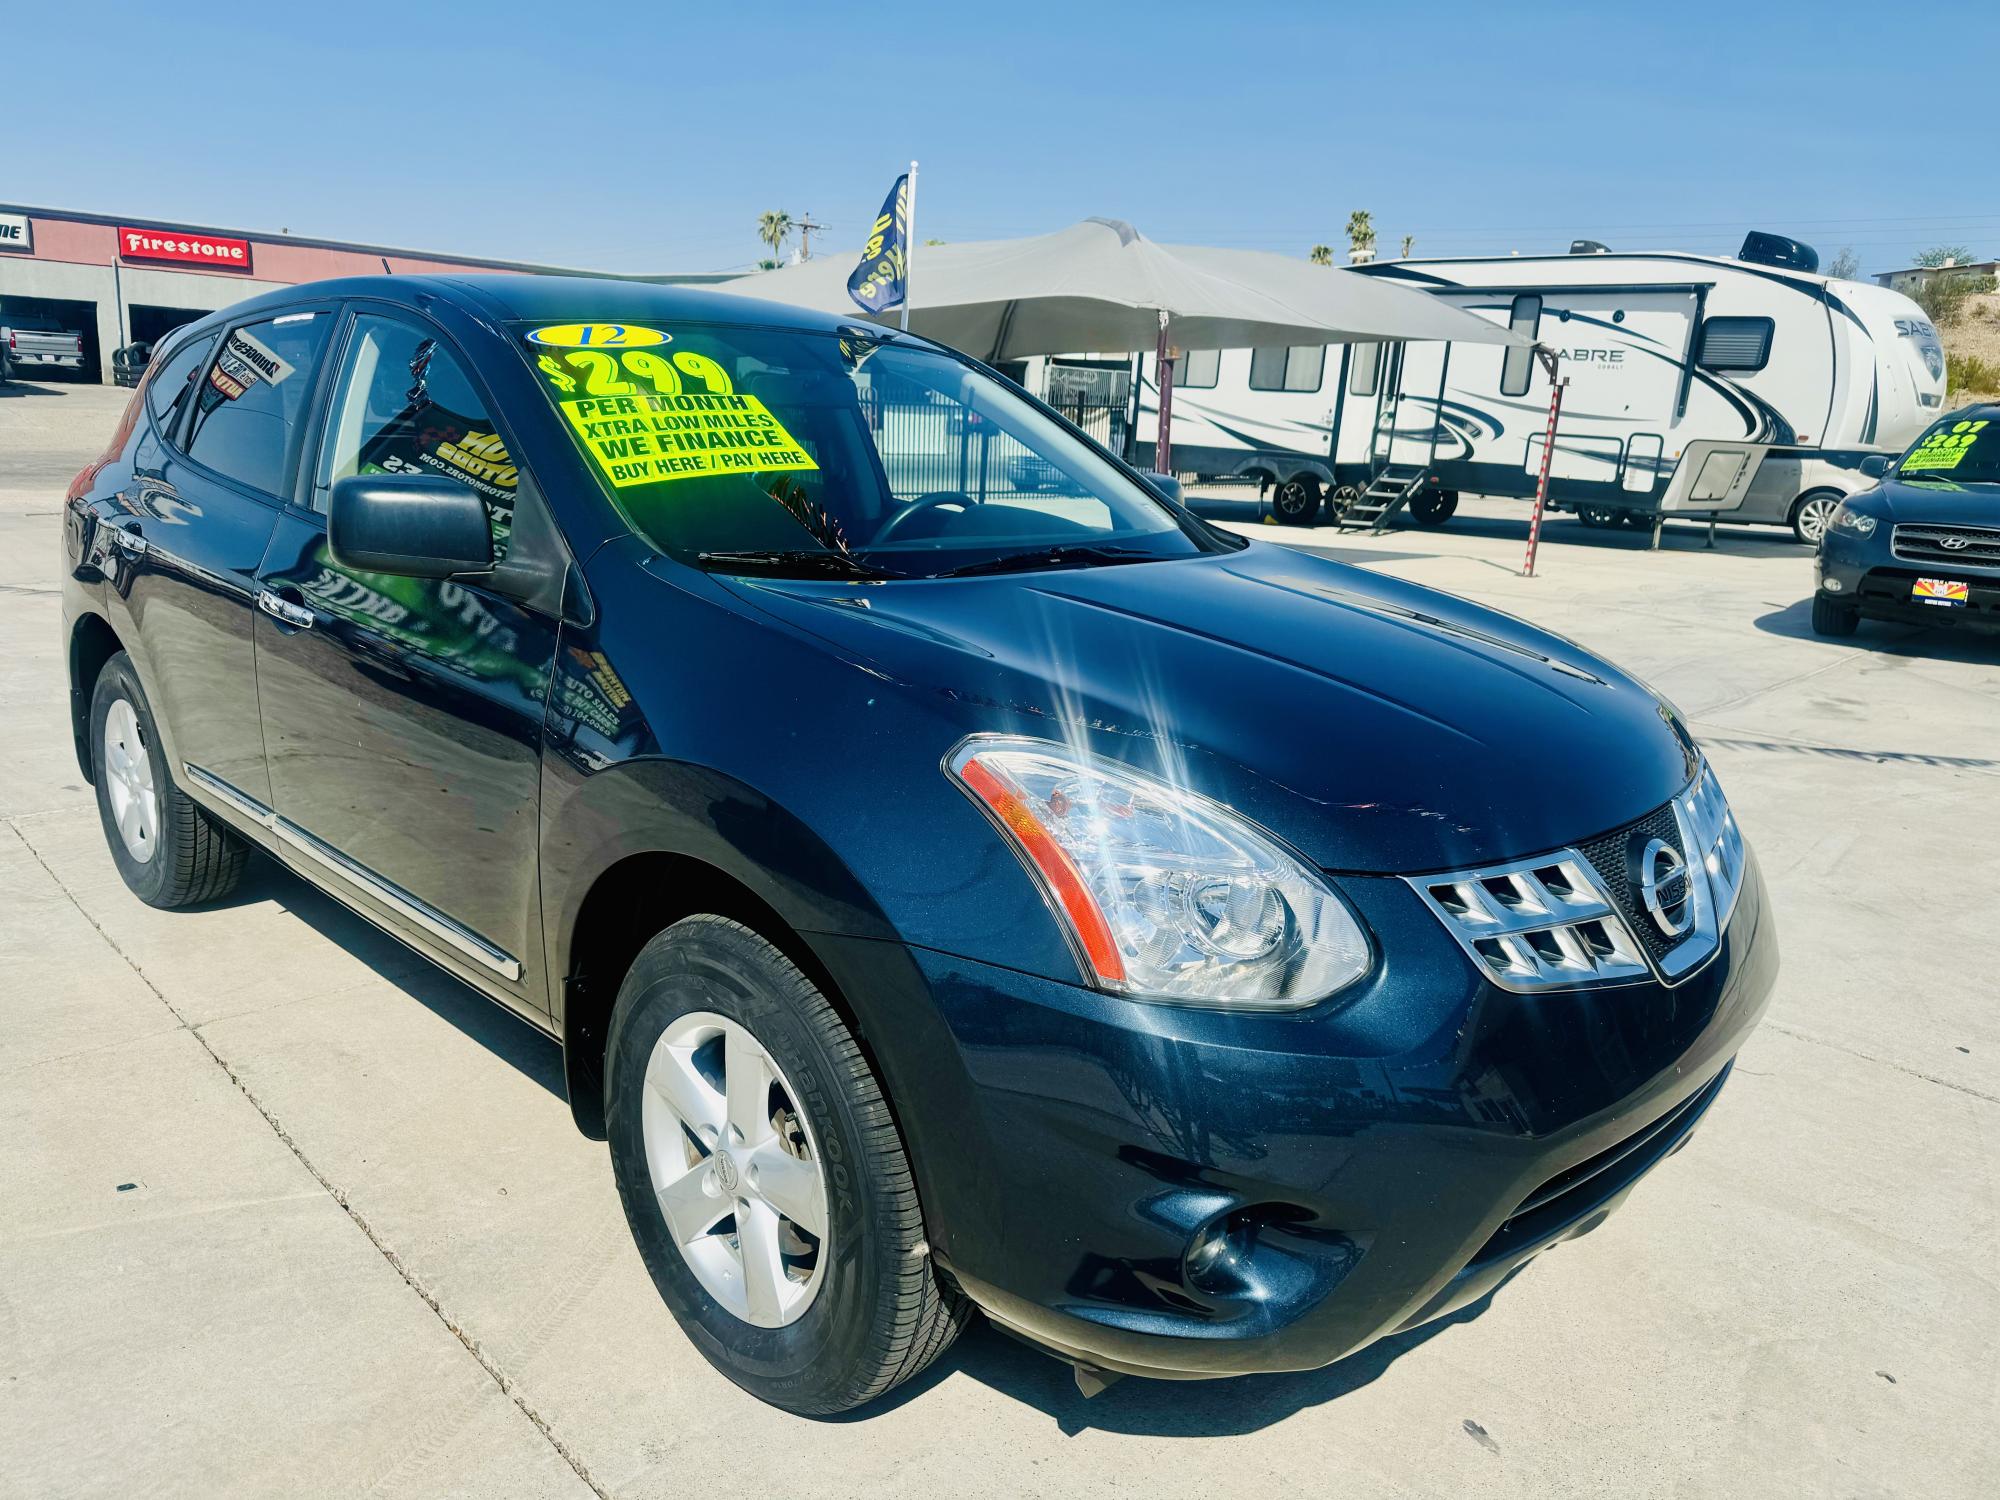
[931,544,1161,579]
[696,549,898,580]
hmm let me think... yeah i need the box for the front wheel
[1811,593,1859,637]
[1577,505,1619,528]
[1270,476,1322,526]
[1791,490,1844,547]
[1410,489,1458,527]
[606,916,968,1414]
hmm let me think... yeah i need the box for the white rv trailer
[1124,234,1947,542]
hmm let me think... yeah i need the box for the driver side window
[315,313,517,562]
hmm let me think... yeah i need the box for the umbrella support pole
[1153,311,1174,477]
[1522,347,1567,579]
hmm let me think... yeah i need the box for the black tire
[1410,489,1458,527]
[1811,593,1859,638]
[1791,490,1844,547]
[1326,484,1361,529]
[1577,506,1616,529]
[605,916,968,1414]
[88,651,247,908]
[1271,476,1322,526]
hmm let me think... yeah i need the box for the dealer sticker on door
[1912,577,1970,607]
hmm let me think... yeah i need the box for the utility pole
[794,213,828,262]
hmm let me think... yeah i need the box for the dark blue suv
[61,276,1776,1414]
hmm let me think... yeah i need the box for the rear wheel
[1410,489,1458,527]
[1791,490,1844,547]
[1326,484,1361,529]
[1270,476,1322,526]
[1577,505,1619,528]
[605,916,968,1414]
[88,652,247,908]
[1811,593,1859,637]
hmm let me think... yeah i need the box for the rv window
[1249,344,1325,393]
[1500,295,1542,396]
[1697,316,1774,373]
[1349,343,1382,397]
[1174,348,1220,389]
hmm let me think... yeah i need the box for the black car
[1814,405,2000,635]
[61,276,1776,1414]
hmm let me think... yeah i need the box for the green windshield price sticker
[557,391,819,488]
[1902,418,1989,473]
[529,335,821,488]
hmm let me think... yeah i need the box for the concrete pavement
[3,380,1996,1497]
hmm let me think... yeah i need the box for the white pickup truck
[1,314,86,380]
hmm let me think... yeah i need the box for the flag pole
[900,160,918,332]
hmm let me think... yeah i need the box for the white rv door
[1388,342,1448,467]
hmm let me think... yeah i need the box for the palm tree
[1400,234,1415,259]
[1308,244,1333,266]
[757,211,793,267]
[1346,210,1376,265]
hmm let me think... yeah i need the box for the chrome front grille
[1410,759,1747,993]
[1892,523,2000,569]
[1409,854,1652,991]
[1575,804,1685,965]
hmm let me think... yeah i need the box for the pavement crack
[1763,1020,2000,1107]
[5,819,611,1500]
[1689,651,1861,719]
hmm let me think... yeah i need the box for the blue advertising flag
[847,174,911,315]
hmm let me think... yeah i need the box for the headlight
[1830,505,1877,538]
[946,735,1371,1008]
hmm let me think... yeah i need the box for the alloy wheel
[641,1011,830,1328]
[102,698,159,864]
[1795,494,1840,545]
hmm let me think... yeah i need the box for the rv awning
[723,218,1525,361]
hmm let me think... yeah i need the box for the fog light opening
[1183,1210,1259,1296]
[1823,578,1844,593]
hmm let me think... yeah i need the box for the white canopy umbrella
[723,217,1523,469]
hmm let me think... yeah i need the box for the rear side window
[1698,316,1774,373]
[1349,343,1382,397]
[1249,344,1326,392]
[1500,296,1542,396]
[1175,348,1220,389]
[184,311,333,497]
[145,333,216,441]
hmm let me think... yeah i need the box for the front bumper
[812,849,1777,1380]
[1818,530,2000,628]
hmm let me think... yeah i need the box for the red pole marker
[1523,349,1567,578]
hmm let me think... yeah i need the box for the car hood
[720,543,1698,873]
[1867,477,2000,526]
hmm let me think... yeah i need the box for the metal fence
[864,392,1133,499]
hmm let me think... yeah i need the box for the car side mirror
[1859,454,1892,479]
[1142,470,1185,505]
[329,473,492,578]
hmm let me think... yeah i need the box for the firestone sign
[0,211,31,253]
[118,226,253,272]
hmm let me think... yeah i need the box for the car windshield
[512,320,1206,577]
[1899,415,2000,486]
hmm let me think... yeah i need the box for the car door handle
[257,589,315,630]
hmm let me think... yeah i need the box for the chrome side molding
[181,762,524,983]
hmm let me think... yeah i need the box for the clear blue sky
[8,0,1992,279]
